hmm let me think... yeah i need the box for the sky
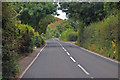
[54,2,68,20]
[54,10,68,20]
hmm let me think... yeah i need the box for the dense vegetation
[2,2,120,80]
[82,15,118,59]
[2,3,18,79]
[58,2,119,60]
[11,2,57,34]
[42,18,64,40]
[2,2,57,79]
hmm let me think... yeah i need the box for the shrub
[2,3,18,79]
[60,29,76,41]
[34,32,44,47]
[67,32,78,41]
[81,14,119,60]
[77,22,86,44]
[16,24,35,55]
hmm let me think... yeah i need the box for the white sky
[54,2,68,20]
[55,10,68,20]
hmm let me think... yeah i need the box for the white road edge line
[78,64,90,75]
[79,47,119,63]
[66,52,70,56]
[66,40,119,64]
[19,44,47,79]
[70,57,76,63]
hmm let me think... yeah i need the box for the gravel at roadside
[15,48,42,78]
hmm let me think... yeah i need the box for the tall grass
[80,14,119,60]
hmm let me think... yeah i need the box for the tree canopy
[59,2,106,25]
[11,2,58,33]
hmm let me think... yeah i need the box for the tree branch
[13,7,23,18]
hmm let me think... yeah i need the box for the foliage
[38,15,58,34]
[15,24,35,55]
[15,23,45,55]
[2,2,55,79]
[34,32,44,47]
[56,20,72,34]
[77,22,86,44]
[60,29,75,41]
[104,2,119,16]
[81,15,119,60]
[58,2,119,61]
[11,2,57,33]
[43,26,60,40]
[67,32,78,41]
[2,3,18,79]
[59,2,106,25]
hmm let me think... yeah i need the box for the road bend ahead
[22,38,119,78]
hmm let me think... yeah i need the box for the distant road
[22,38,119,79]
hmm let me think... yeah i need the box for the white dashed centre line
[56,39,91,77]
[78,64,89,75]
[91,77,94,79]
[66,52,70,56]
[64,49,66,51]
[70,57,76,63]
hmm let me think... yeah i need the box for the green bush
[2,3,18,79]
[34,32,44,47]
[80,14,119,60]
[77,22,86,44]
[44,26,60,40]
[67,32,78,41]
[16,24,45,53]
[16,24,35,55]
[60,29,75,41]
[56,21,73,34]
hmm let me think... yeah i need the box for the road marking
[91,77,94,79]
[19,44,47,79]
[78,64,89,75]
[73,44,119,63]
[70,57,76,63]
[55,39,91,76]
[64,49,67,51]
[62,47,65,50]
[82,47,118,63]
[59,43,62,46]
[66,52,70,56]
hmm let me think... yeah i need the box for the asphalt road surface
[22,38,119,78]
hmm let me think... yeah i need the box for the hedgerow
[2,3,18,79]
[67,32,78,41]
[60,29,77,41]
[2,3,45,79]
[15,24,35,55]
[34,32,44,47]
[81,14,119,60]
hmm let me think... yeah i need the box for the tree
[2,3,18,79]
[11,2,57,33]
[104,2,120,16]
[59,2,106,25]
[39,15,57,34]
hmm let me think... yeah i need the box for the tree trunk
[35,19,40,32]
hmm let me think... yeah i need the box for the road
[22,38,119,79]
